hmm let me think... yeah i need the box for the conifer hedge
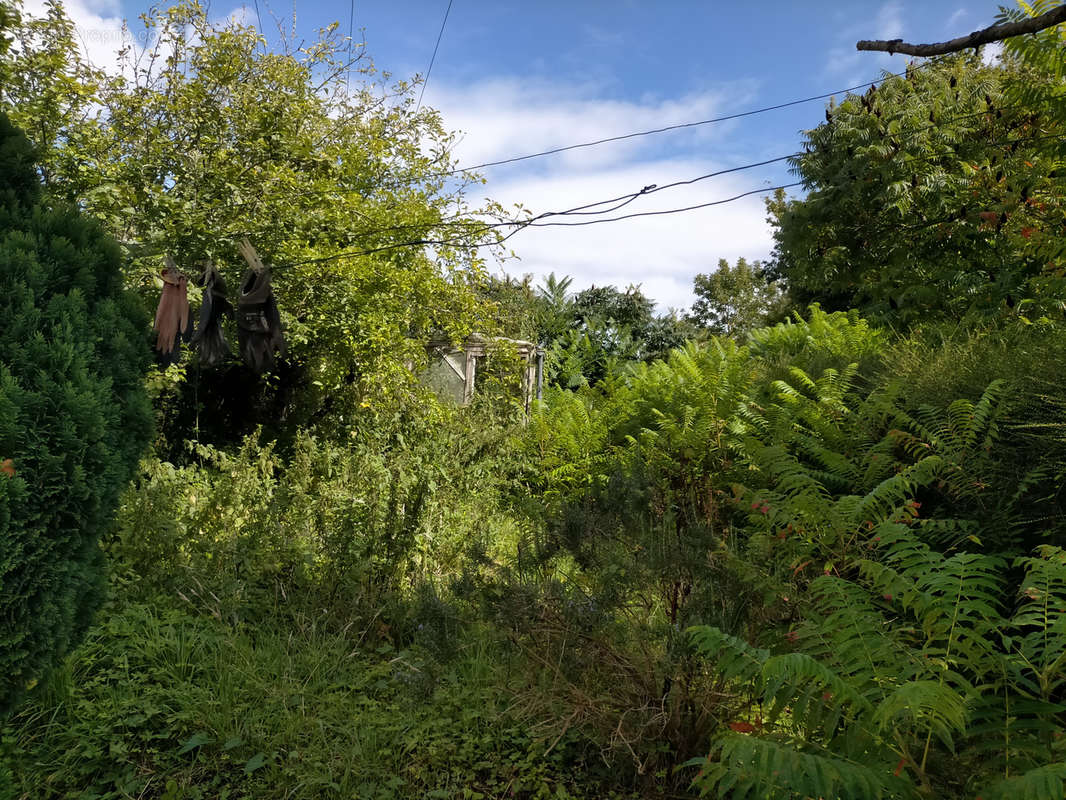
[0,113,152,714]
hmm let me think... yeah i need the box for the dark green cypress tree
[0,112,152,714]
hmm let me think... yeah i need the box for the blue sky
[44,0,1002,310]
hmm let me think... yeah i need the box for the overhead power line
[225,108,1037,260]
[293,56,963,201]
[139,120,1052,273]
[272,182,798,270]
[525,184,804,228]
[225,55,956,213]
[345,0,355,89]
[229,101,1009,216]
[267,122,1056,272]
[434,56,953,177]
[215,53,979,224]
[415,0,455,113]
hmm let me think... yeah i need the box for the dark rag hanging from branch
[153,259,191,364]
[236,239,285,374]
[190,260,233,367]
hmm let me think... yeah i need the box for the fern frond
[979,762,1066,800]
[698,733,905,800]
[760,652,874,736]
[871,680,967,751]
[689,625,768,683]
[1010,546,1066,698]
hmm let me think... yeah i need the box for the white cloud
[21,0,130,70]
[430,79,779,312]
[487,162,775,312]
[17,1,257,75]
[946,8,968,30]
[429,78,755,174]
[224,5,257,28]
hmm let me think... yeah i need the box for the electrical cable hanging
[415,0,454,113]
[126,86,1050,272]
[416,54,957,178]
[223,54,960,211]
[222,103,1032,251]
[229,99,1005,220]
[266,124,1060,272]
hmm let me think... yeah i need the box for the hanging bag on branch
[236,239,286,374]
[153,255,191,364]
[190,259,233,367]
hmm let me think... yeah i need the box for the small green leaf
[222,736,244,751]
[178,732,212,754]
[244,752,268,773]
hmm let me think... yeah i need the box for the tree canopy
[768,52,1066,325]
[1,0,505,436]
[689,257,789,337]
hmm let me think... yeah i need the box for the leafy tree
[1002,0,1066,119]
[571,284,655,332]
[768,53,1066,325]
[689,257,790,337]
[0,0,102,190]
[1,0,503,436]
[544,283,693,387]
[0,0,15,77]
[476,273,540,343]
[534,272,575,345]
[0,113,152,713]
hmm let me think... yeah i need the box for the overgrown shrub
[0,113,151,714]
[110,404,526,630]
[672,319,1066,797]
[500,309,887,782]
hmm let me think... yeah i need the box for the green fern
[690,377,1066,799]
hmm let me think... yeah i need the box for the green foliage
[505,309,889,778]
[689,257,791,338]
[0,392,658,798]
[0,112,152,714]
[1001,1,1066,122]
[527,306,888,592]
[691,540,1066,799]
[6,2,1066,796]
[542,281,694,388]
[0,0,15,79]
[683,332,1066,797]
[769,53,1066,324]
[527,301,1066,796]
[111,407,524,624]
[879,320,1066,552]
[534,272,576,344]
[0,596,641,800]
[0,0,103,189]
[477,273,541,343]
[1,0,500,434]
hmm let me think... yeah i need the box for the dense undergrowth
[2,596,630,799]
[6,310,1066,799]
[3,2,1066,798]
[1,401,651,799]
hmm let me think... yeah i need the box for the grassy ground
[1,591,651,800]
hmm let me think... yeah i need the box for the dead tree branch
[856,4,1066,56]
